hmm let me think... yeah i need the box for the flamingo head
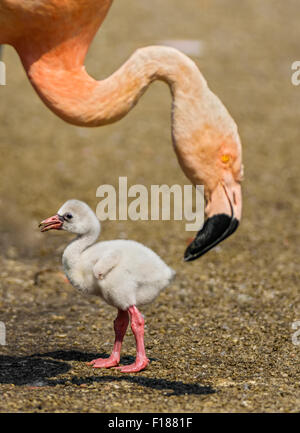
[39,200,100,236]
[179,124,243,262]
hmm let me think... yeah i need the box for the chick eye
[64,213,73,221]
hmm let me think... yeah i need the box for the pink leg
[115,305,150,373]
[88,309,129,368]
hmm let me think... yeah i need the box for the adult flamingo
[0,0,243,261]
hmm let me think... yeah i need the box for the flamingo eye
[64,213,73,221]
[221,154,230,163]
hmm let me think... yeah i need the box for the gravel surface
[0,0,300,412]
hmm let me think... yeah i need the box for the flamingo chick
[39,199,175,373]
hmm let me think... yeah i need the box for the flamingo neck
[63,226,99,270]
[19,45,208,127]
[19,42,241,195]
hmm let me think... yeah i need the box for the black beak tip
[184,214,239,262]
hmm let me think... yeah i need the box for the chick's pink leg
[116,305,150,373]
[88,309,129,368]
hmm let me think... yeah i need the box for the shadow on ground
[0,354,71,386]
[0,350,215,396]
[35,349,156,364]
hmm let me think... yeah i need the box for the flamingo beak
[39,214,64,232]
[184,181,241,262]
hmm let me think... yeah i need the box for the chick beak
[39,214,64,232]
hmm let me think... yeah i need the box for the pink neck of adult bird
[0,0,243,261]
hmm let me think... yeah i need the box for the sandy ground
[0,0,300,413]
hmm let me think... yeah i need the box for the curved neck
[17,41,241,194]
[20,45,207,127]
[63,226,100,267]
